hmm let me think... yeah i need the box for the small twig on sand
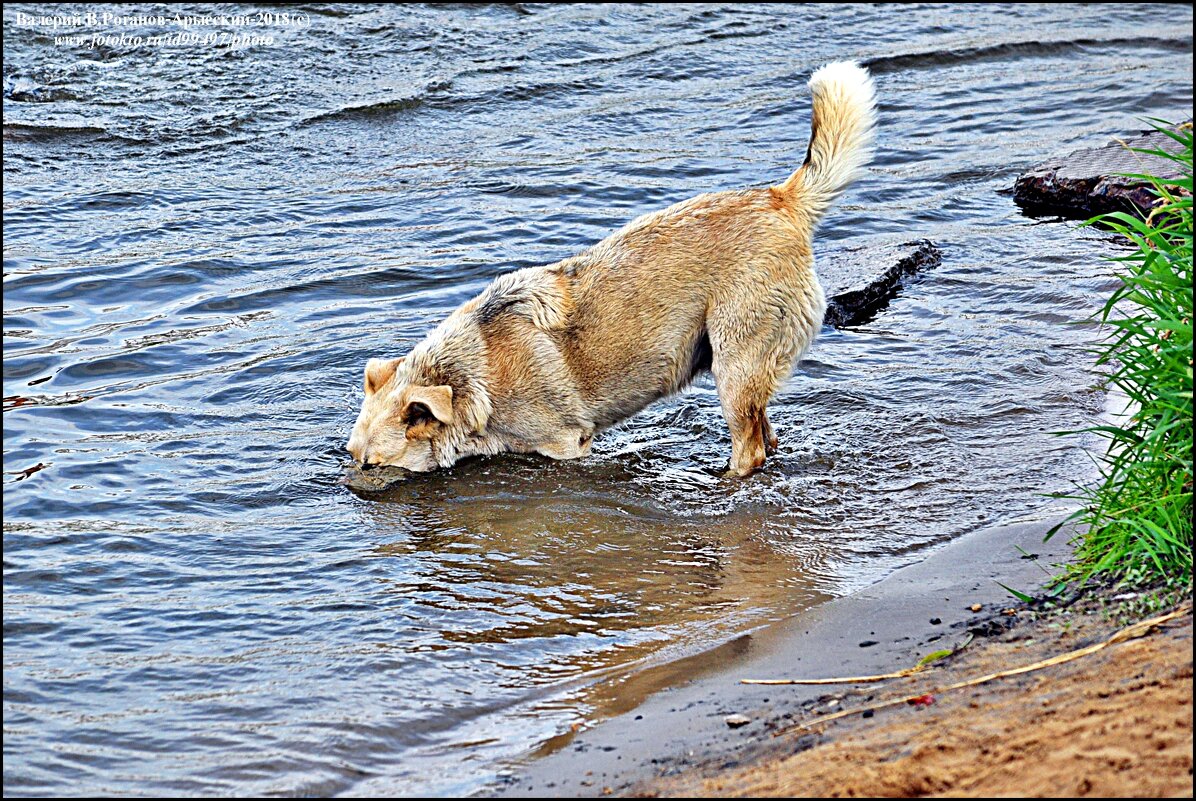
[742,666,924,686]
[743,634,973,686]
[769,602,1191,738]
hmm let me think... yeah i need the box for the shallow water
[3,3,1192,796]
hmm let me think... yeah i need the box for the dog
[347,61,876,477]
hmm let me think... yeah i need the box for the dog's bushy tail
[778,61,876,222]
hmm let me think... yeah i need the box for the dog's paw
[722,462,764,479]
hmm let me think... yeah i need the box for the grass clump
[1052,121,1193,586]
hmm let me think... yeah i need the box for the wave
[296,73,616,129]
[3,76,80,103]
[298,95,427,125]
[2,120,111,140]
[866,35,1193,74]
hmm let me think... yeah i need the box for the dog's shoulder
[473,264,574,332]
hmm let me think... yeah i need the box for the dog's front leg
[711,339,785,478]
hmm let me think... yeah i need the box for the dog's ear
[364,357,404,396]
[403,385,453,439]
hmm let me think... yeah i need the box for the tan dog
[347,61,876,477]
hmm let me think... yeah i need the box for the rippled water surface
[4,3,1192,795]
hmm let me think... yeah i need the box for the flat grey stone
[1013,124,1189,220]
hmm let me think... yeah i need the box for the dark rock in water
[342,462,410,492]
[1013,124,1189,220]
[822,240,941,329]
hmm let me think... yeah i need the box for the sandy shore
[646,593,1192,797]
[490,510,1185,797]
[490,511,1193,798]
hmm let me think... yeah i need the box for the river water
[3,3,1191,796]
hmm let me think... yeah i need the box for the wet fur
[347,62,877,477]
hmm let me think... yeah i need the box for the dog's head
[346,356,461,472]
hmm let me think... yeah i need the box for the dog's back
[548,188,801,427]
[544,62,877,440]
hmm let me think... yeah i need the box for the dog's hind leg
[723,398,770,477]
[708,284,822,477]
[762,413,779,456]
[712,367,779,478]
[709,332,789,477]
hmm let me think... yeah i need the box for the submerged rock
[821,239,942,329]
[1013,124,1189,220]
[342,462,411,492]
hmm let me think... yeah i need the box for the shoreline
[488,509,1084,797]
[646,590,1192,797]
